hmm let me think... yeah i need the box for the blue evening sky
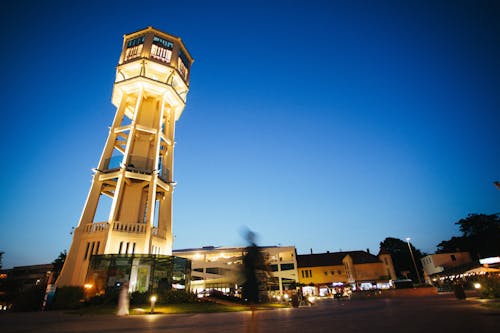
[1,0,499,268]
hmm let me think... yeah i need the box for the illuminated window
[177,50,190,80]
[124,35,145,61]
[151,35,174,63]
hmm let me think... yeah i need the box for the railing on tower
[84,222,109,233]
[101,155,155,174]
[112,222,147,234]
[125,155,154,174]
[152,227,167,239]
[102,156,122,173]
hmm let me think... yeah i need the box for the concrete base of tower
[83,254,191,297]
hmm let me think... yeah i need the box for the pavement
[0,294,498,333]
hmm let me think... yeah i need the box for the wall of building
[421,252,472,276]
[298,265,347,285]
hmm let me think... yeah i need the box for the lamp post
[405,237,422,284]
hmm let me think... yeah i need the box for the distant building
[173,246,298,296]
[297,250,396,296]
[420,252,472,283]
[0,264,53,291]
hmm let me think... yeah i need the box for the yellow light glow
[474,283,481,289]
[84,283,93,289]
[150,295,157,302]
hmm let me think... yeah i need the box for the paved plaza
[1,294,498,333]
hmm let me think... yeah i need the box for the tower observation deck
[57,27,193,287]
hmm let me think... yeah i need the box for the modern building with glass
[84,254,190,295]
[173,245,298,297]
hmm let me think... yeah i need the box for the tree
[51,250,67,281]
[437,213,500,259]
[379,237,424,282]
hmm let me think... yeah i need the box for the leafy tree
[437,213,500,259]
[52,251,66,272]
[379,237,424,282]
[51,250,67,281]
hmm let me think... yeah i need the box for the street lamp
[405,237,422,284]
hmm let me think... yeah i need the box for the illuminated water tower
[57,27,193,287]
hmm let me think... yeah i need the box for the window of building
[95,241,100,255]
[118,241,123,254]
[330,271,335,275]
[270,264,279,272]
[151,35,174,63]
[127,36,145,48]
[177,50,190,80]
[280,263,295,271]
[124,36,145,61]
[193,268,204,273]
[84,242,90,260]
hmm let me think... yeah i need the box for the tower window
[127,36,145,48]
[84,242,90,260]
[153,36,174,49]
[151,35,174,63]
[177,50,190,80]
[118,241,123,254]
[124,35,145,61]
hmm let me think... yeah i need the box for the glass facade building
[85,254,191,294]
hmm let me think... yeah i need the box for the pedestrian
[117,282,130,316]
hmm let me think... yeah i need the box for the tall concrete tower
[57,27,193,287]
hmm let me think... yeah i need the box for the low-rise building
[173,245,298,297]
[420,252,472,283]
[297,250,396,296]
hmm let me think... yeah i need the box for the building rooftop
[297,251,382,268]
